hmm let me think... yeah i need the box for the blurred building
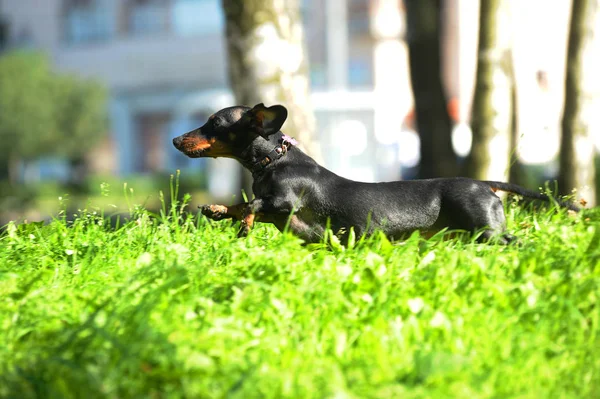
[1,0,231,181]
[0,0,574,194]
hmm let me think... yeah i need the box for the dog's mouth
[174,136,214,158]
[182,148,207,158]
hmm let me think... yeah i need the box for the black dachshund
[173,103,576,244]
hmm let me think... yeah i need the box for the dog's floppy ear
[248,103,288,137]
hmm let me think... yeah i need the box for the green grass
[1,177,599,398]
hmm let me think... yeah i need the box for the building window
[64,0,113,44]
[348,0,374,88]
[126,0,169,36]
[172,0,224,36]
[301,0,328,88]
[134,112,171,173]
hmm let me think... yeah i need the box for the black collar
[250,136,296,174]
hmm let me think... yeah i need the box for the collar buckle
[251,135,298,173]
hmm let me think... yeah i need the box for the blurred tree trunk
[465,0,515,182]
[7,151,20,185]
[508,75,524,186]
[68,156,88,191]
[221,0,319,197]
[405,0,458,178]
[559,0,598,206]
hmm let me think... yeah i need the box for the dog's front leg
[236,199,266,238]
[199,203,248,221]
[199,201,263,238]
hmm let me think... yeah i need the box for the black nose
[173,136,182,147]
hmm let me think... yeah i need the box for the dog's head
[172,103,288,158]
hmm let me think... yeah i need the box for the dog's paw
[199,204,229,221]
[237,224,250,238]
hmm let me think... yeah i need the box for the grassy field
[1,178,599,398]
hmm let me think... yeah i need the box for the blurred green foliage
[0,51,107,174]
[0,170,210,226]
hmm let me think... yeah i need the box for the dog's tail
[483,181,580,212]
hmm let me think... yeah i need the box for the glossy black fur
[173,104,576,244]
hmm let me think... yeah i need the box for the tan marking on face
[180,134,233,156]
[185,137,215,152]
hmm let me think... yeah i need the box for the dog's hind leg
[471,198,518,245]
[478,229,517,245]
[447,187,516,245]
